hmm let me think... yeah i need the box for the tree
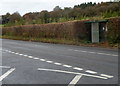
[2,13,11,24]
[9,12,21,23]
[39,10,50,23]
[53,6,61,11]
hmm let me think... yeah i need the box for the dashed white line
[8,51,12,53]
[54,62,62,65]
[11,52,15,54]
[2,49,115,79]
[74,50,79,51]
[15,53,19,55]
[46,61,53,63]
[85,70,97,74]
[28,56,33,58]
[63,65,72,68]
[73,67,83,71]
[33,57,39,60]
[23,55,28,57]
[81,51,87,52]
[39,59,46,61]
[88,52,96,54]
[19,54,23,56]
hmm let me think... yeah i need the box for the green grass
[1,35,118,49]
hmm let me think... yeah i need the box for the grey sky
[1,0,111,16]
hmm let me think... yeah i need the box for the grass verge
[1,35,118,49]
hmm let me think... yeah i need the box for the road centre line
[28,56,33,58]
[54,62,62,65]
[0,68,15,81]
[85,70,97,74]
[3,49,114,79]
[63,65,72,68]
[19,54,23,56]
[46,61,53,63]
[73,67,83,71]
[33,57,39,60]
[68,75,82,86]
[15,53,19,55]
[23,55,28,57]
[39,59,46,61]
[37,68,108,79]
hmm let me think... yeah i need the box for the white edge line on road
[69,49,117,56]
[0,68,15,81]
[68,74,82,86]
[37,68,108,79]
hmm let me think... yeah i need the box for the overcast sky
[1,0,112,16]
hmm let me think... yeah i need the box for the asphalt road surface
[0,39,118,85]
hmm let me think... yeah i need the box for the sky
[0,0,112,16]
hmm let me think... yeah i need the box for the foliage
[1,2,120,26]
[107,17,120,44]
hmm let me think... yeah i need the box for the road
[0,39,118,85]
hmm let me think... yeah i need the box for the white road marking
[8,51,12,53]
[100,74,114,78]
[19,54,23,56]
[68,75,82,86]
[81,51,87,52]
[15,53,19,55]
[97,53,105,55]
[54,62,62,65]
[85,70,97,74]
[0,68,15,81]
[46,61,53,63]
[74,50,79,51]
[33,57,39,60]
[5,50,8,52]
[0,66,11,69]
[73,67,83,71]
[3,49,115,79]
[23,55,28,57]
[112,55,118,56]
[69,49,117,56]
[88,52,96,54]
[28,56,33,58]
[39,59,46,61]
[11,52,15,54]
[63,65,72,68]
[37,68,108,79]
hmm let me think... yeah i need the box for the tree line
[2,1,120,26]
